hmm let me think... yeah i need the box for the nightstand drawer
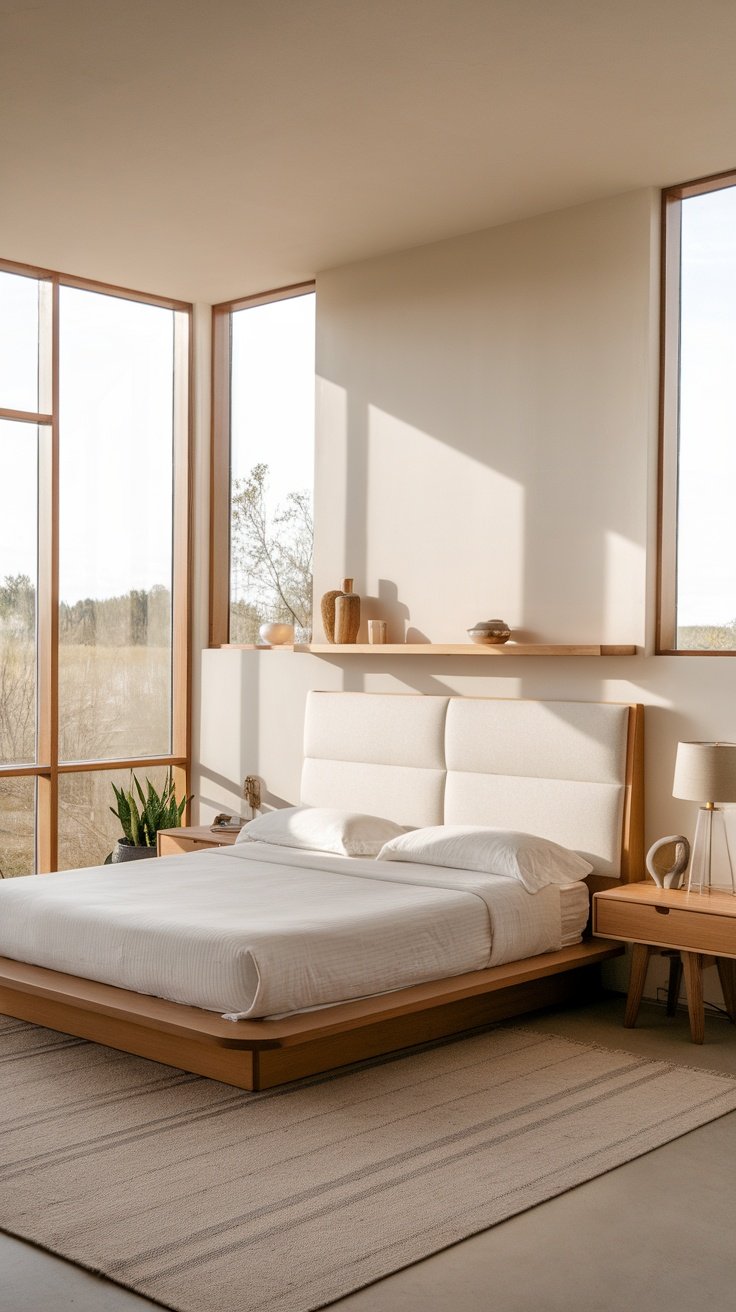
[595,897,736,957]
[159,836,209,856]
[157,826,241,857]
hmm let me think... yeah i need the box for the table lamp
[673,741,736,893]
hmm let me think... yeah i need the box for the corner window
[659,172,736,651]
[0,261,190,873]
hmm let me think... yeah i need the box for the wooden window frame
[209,281,315,648]
[658,168,736,655]
[0,257,192,871]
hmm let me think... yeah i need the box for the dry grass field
[0,639,171,876]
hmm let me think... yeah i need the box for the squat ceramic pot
[258,622,294,646]
[467,619,512,645]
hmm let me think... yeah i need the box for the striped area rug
[2,1016,736,1312]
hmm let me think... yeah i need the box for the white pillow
[234,806,411,857]
[376,825,593,893]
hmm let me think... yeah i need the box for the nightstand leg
[624,943,652,1028]
[682,952,705,1044]
[716,958,736,1022]
[665,951,683,1016]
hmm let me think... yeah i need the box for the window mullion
[35,278,59,871]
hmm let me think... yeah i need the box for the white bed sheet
[0,842,586,1019]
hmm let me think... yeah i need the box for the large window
[660,171,736,652]
[210,284,315,646]
[0,261,190,875]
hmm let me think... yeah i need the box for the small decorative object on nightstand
[673,741,736,893]
[645,835,690,889]
[210,812,243,834]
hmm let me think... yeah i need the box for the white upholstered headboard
[301,691,644,880]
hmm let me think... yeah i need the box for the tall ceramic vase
[320,584,344,643]
[334,579,361,644]
[321,577,361,643]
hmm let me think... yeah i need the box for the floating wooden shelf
[218,643,637,656]
[302,643,637,656]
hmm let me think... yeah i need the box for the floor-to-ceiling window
[0,261,190,874]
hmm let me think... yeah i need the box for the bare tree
[231,463,313,642]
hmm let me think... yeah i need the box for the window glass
[58,765,171,869]
[229,292,315,643]
[668,182,736,649]
[0,777,35,877]
[58,288,174,760]
[0,270,41,413]
[0,420,37,765]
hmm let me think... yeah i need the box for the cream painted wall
[197,187,736,1008]
[313,189,655,646]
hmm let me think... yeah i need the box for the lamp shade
[672,742,736,804]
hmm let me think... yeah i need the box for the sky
[230,293,315,505]
[1,277,175,604]
[0,281,315,607]
[677,185,736,627]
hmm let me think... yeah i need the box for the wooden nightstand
[593,883,736,1044]
[156,825,241,857]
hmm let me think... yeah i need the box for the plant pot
[111,839,157,863]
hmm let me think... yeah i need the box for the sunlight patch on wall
[603,529,646,645]
[365,406,525,642]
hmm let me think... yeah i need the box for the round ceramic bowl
[467,620,511,645]
[258,622,295,646]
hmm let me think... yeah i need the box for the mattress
[0,842,589,1019]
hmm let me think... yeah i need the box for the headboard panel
[301,691,644,881]
[443,698,629,782]
[443,698,629,878]
[301,692,448,828]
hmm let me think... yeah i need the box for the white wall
[198,187,736,1006]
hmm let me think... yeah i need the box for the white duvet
[0,842,583,1019]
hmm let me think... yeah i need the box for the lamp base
[687,805,736,894]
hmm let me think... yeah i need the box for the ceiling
[2,0,736,304]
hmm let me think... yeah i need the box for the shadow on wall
[196,651,262,822]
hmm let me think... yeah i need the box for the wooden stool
[625,945,736,1043]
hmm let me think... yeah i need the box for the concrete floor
[3,995,736,1312]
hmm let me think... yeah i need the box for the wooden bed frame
[0,701,644,1091]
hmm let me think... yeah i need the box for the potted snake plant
[108,771,189,863]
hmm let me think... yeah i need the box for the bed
[0,692,644,1089]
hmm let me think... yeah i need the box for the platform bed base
[0,940,622,1091]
